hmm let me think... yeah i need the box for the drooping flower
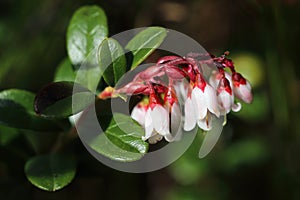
[209,70,232,89]
[164,83,183,142]
[131,89,172,144]
[232,72,253,104]
[144,102,170,144]
[209,71,241,114]
[216,77,241,114]
[184,73,220,131]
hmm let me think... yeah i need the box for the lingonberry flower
[216,76,241,114]
[209,71,241,114]
[232,72,253,104]
[209,70,232,89]
[143,95,170,143]
[184,73,220,131]
[131,87,174,144]
[164,83,182,141]
[131,101,148,127]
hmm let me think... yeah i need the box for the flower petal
[204,85,220,117]
[143,109,154,141]
[169,103,183,141]
[217,90,233,114]
[183,97,197,131]
[197,112,212,131]
[131,105,147,126]
[151,105,169,136]
[232,102,242,112]
[233,81,253,104]
[191,87,207,119]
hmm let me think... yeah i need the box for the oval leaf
[125,27,167,69]
[90,113,148,162]
[79,99,148,162]
[25,154,76,191]
[54,58,76,82]
[0,89,70,131]
[67,5,108,66]
[34,81,95,118]
[98,38,127,86]
[106,113,148,153]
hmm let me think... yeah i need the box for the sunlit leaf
[98,38,126,86]
[90,112,148,161]
[125,27,167,69]
[67,5,108,66]
[80,99,148,162]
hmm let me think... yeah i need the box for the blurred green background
[1,0,300,199]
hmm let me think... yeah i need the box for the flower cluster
[113,52,253,144]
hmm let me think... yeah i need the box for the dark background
[0,0,300,199]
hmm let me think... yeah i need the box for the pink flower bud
[232,73,253,104]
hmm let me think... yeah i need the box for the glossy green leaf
[125,27,167,69]
[98,38,126,86]
[54,58,76,82]
[84,100,148,162]
[25,154,76,191]
[106,113,148,153]
[67,5,108,66]
[34,81,95,118]
[0,89,70,131]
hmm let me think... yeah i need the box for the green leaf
[34,81,95,118]
[0,89,70,131]
[67,5,108,66]
[106,113,148,153]
[85,100,148,162]
[98,38,127,86]
[54,58,76,82]
[125,27,167,69]
[25,154,76,191]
